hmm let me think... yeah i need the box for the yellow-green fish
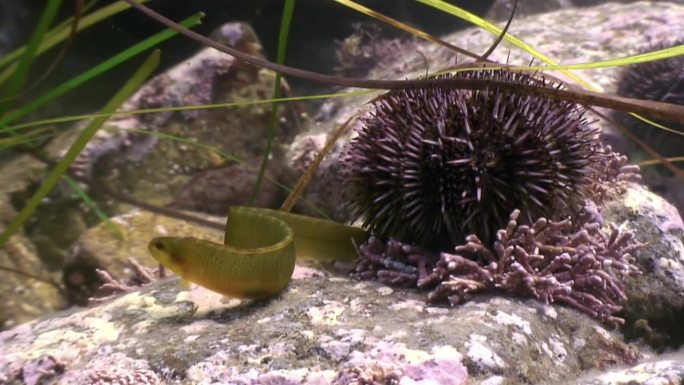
[148,206,368,299]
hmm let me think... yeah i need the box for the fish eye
[153,240,166,251]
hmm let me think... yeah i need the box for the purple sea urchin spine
[343,70,604,249]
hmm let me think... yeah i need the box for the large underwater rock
[2,2,684,383]
[57,22,296,210]
[3,181,681,383]
[1,188,683,384]
[0,262,641,384]
[603,184,684,350]
[487,0,684,21]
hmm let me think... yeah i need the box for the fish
[148,206,368,298]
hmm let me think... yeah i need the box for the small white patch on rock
[292,265,327,280]
[238,344,260,355]
[543,306,558,320]
[153,224,168,235]
[336,328,366,345]
[111,216,131,226]
[181,286,241,316]
[479,375,506,385]
[300,330,315,340]
[492,310,532,335]
[257,368,309,384]
[130,320,154,335]
[548,336,568,364]
[412,315,449,327]
[511,332,528,346]
[352,282,369,291]
[349,298,365,312]
[466,334,506,371]
[377,286,394,296]
[390,300,426,312]
[593,325,612,340]
[432,345,464,363]
[307,301,345,325]
[321,340,351,359]
[426,307,449,315]
[304,370,337,385]
[573,337,586,350]
[271,342,296,358]
[184,335,199,343]
[386,330,408,340]
[180,319,219,335]
[541,342,553,359]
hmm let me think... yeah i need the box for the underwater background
[1,1,684,384]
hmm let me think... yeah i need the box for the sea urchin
[342,70,605,249]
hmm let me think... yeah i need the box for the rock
[62,22,298,208]
[601,183,684,350]
[0,264,639,384]
[0,155,66,329]
[571,350,684,385]
[0,234,66,330]
[486,0,575,21]
[641,172,684,218]
[169,158,285,216]
[486,0,684,20]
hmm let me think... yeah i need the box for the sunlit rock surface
[0,268,638,385]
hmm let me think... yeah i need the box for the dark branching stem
[478,0,516,61]
[120,0,684,125]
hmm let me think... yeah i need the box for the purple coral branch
[88,258,159,304]
[354,208,642,327]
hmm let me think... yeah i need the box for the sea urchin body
[342,70,604,249]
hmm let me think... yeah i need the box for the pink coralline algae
[355,209,642,326]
